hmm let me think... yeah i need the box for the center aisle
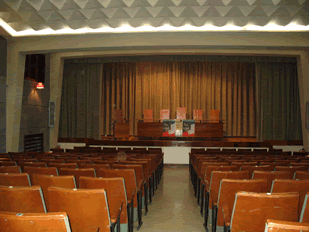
[137,166,205,232]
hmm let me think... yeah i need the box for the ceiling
[0,0,309,37]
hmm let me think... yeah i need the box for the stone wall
[0,36,7,153]
[19,55,50,152]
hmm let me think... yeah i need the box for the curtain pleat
[101,61,257,136]
[60,60,301,140]
[256,62,302,140]
[59,64,101,138]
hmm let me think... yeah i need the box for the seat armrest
[210,189,218,206]
[137,180,144,191]
[202,179,209,191]
[110,202,123,224]
[127,189,136,204]
[222,203,231,227]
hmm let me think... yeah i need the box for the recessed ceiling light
[0,18,308,37]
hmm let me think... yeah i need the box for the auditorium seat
[45,186,118,232]
[0,166,21,173]
[31,174,76,197]
[295,171,309,180]
[0,161,17,166]
[78,163,110,171]
[0,185,46,213]
[213,179,268,232]
[0,212,76,232]
[196,162,230,199]
[122,160,153,199]
[252,171,293,191]
[223,192,299,232]
[114,163,150,208]
[97,168,143,227]
[47,163,78,170]
[240,165,274,178]
[58,168,95,188]
[79,176,130,232]
[0,173,31,186]
[93,160,116,168]
[271,179,309,215]
[204,171,250,222]
[231,161,257,170]
[18,162,47,172]
[275,166,308,174]
[45,159,65,164]
[39,158,56,162]
[23,166,58,180]
[65,159,92,166]
[265,219,309,232]
[15,158,38,163]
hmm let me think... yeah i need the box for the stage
[57,137,303,164]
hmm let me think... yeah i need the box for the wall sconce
[36,82,44,89]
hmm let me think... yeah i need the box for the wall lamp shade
[36,82,44,89]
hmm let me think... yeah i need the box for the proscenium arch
[5,31,309,151]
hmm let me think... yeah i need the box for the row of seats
[0,149,164,232]
[189,149,309,232]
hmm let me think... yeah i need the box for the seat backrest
[216,179,268,227]
[205,166,238,183]
[300,192,309,223]
[0,211,71,232]
[209,171,250,207]
[240,165,274,178]
[47,163,77,169]
[230,192,299,232]
[65,160,92,167]
[0,185,46,213]
[24,166,58,176]
[58,168,96,188]
[18,162,47,172]
[0,173,31,186]
[0,161,17,166]
[79,176,127,224]
[199,162,230,176]
[45,186,110,232]
[265,219,309,232]
[275,166,308,174]
[120,161,150,178]
[93,160,116,168]
[113,164,144,184]
[0,166,21,173]
[271,179,309,215]
[97,168,137,207]
[294,171,309,180]
[252,171,293,191]
[31,174,76,197]
[78,163,110,171]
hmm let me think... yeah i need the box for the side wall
[19,55,50,151]
[0,36,6,152]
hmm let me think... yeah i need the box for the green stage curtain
[102,61,256,136]
[256,62,302,141]
[59,64,101,139]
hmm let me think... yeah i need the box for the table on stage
[137,119,224,139]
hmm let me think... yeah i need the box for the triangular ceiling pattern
[0,0,307,32]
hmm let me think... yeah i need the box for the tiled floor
[135,166,205,232]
